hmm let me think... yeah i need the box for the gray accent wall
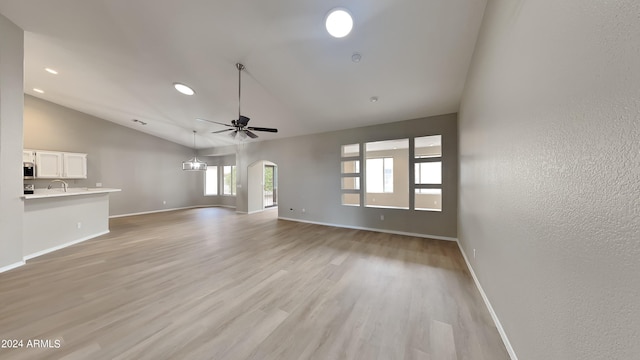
[458,0,640,359]
[0,13,24,270]
[204,114,458,239]
[24,95,217,216]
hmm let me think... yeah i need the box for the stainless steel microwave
[23,162,35,178]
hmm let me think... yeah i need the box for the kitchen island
[23,188,121,259]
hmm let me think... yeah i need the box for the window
[415,162,441,184]
[223,165,236,195]
[341,144,359,157]
[365,139,408,209]
[341,144,361,206]
[414,135,442,211]
[205,166,218,195]
[340,136,443,211]
[366,158,393,193]
[341,160,360,174]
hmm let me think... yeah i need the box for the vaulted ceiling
[0,0,487,148]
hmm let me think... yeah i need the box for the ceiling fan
[202,63,278,139]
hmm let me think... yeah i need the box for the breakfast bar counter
[22,188,121,259]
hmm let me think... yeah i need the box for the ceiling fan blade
[244,130,258,139]
[237,115,250,127]
[198,118,234,127]
[212,128,234,134]
[247,126,278,133]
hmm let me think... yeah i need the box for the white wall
[0,13,24,270]
[459,0,640,359]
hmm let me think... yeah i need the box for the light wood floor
[0,207,509,360]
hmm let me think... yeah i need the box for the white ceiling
[0,0,487,149]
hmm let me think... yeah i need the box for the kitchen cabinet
[23,150,35,163]
[62,152,87,178]
[33,150,87,179]
[35,151,63,178]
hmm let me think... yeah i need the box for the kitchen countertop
[23,188,121,200]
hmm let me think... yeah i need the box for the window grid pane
[415,162,441,185]
[415,188,442,211]
[223,165,236,195]
[341,160,360,174]
[341,144,360,157]
[415,135,442,158]
[341,176,360,190]
[383,158,393,192]
[366,158,383,193]
[205,166,218,195]
[342,193,360,206]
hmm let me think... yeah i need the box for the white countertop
[23,188,121,200]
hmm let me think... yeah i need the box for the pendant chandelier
[182,130,207,171]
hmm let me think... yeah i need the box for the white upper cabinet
[33,150,87,179]
[23,150,35,163]
[63,152,87,179]
[35,151,63,178]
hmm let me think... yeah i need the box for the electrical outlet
[96,182,102,187]
[380,214,384,221]
[163,200,167,205]
[473,249,476,259]
[77,222,82,229]
[302,208,306,213]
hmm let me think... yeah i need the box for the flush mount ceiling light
[182,131,207,171]
[45,68,58,75]
[33,88,44,94]
[369,96,379,103]
[174,82,195,96]
[325,8,353,38]
[351,52,362,63]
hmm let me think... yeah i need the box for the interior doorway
[264,164,277,208]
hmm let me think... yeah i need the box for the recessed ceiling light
[351,52,362,63]
[33,88,44,94]
[325,8,353,38]
[45,68,58,75]
[174,83,195,96]
[370,96,379,103]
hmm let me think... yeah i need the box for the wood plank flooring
[0,207,509,360]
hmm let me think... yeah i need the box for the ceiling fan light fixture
[182,131,207,171]
[174,82,195,96]
[325,8,353,38]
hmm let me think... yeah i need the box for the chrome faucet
[47,179,68,192]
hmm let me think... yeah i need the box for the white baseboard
[0,260,25,274]
[277,217,457,242]
[456,242,518,360]
[110,205,235,218]
[24,230,110,261]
